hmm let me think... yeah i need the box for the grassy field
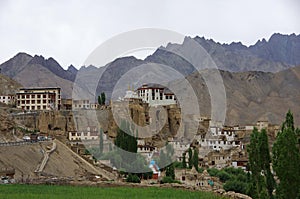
[0,184,227,199]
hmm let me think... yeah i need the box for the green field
[0,184,226,199]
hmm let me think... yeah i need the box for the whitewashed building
[169,138,190,162]
[16,87,61,111]
[68,126,100,141]
[199,126,240,151]
[137,139,157,161]
[0,95,15,105]
[136,84,177,106]
[72,99,90,109]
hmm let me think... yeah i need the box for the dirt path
[35,141,56,173]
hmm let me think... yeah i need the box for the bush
[126,174,140,183]
[161,176,174,184]
[216,171,232,183]
[160,176,181,184]
[207,168,219,177]
[223,167,244,176]
[223,180,248,194]
[236,173,248,182]
[197,167,204,173]
[173,161,183,169]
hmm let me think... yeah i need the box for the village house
[206,150,233,168]
[68,126,99,141]
[62,98,99,110]
[61,98,72,110]
[16,87,61,111]
[137,139,157,161]
[72,99,91,109]
[0,94,15,105]
[175,168,222,190]
[168,137,190,162]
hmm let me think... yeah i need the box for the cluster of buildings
[1,85,280,175]
[1,83,178,111]
[0,87,101,111]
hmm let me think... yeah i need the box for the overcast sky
[0,0,299,69]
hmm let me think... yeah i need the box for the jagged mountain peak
[67,64,78,73]
[13,52,33,59]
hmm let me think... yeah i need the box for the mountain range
[0,33,300,125]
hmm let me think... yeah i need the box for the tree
[188,148,193,169]
[259,129,275,199]
[99,128,104,156]
[101,92,106,105]
[193,148,199,171]
[248,127,275,199]
[272,111,300,199]
[98,95,102,105]
[115,121,137,153]
[166,163,175,180]
[182,153,187,169]
[97,92,106,105]
[126,173,140,183]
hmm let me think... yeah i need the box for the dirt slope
[0,141,99,180]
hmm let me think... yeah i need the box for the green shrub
[161,176,181,184]
[197,167,204,173]
[223,180,248,194]
[217,171,231,183]
[223,167,244,176]
[126,174,141,183]
[173,161,183,169]
[207,168,219,176]
[236,173,247,182]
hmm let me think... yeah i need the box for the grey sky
[0,0,299,69]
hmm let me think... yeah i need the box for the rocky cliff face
[0,73,22,95]
[248,33,300,66]
[0,106,17,142]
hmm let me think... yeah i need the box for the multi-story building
[16,87,61,111]
[136,84,177,106]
